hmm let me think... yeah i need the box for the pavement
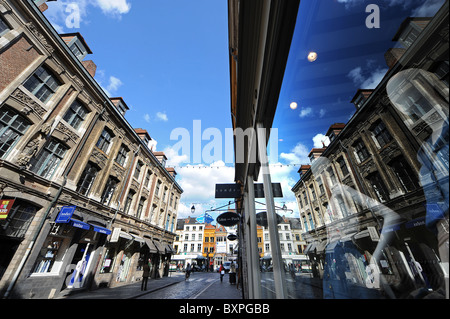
[60,271,243,299]
[60,272,186,299]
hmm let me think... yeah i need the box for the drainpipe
[3,107,105,298]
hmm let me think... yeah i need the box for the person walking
[229,261,236,284]
[141,261,150,291]
[219,262,225,282]
[185,263,191,280]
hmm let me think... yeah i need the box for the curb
[126,278,185,299]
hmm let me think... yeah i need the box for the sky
[42,0,445,222]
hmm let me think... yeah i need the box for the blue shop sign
[55,206,76,223]
[70,219,90,230]
[93,225,112,235]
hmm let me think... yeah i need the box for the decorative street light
[191,205,195,214]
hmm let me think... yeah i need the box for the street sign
[196,213,214,224]
[255,211,284,227]
[217,211,240,227]
[215,183,241,198]
[215,183,283,198]
[254,183,283,198]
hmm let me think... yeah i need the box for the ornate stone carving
[12,89,46,118]
[25,22,54,53]
[90,148,108,169]
[111,163,125,180]
[55,122,80,143]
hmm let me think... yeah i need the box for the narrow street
[136,272,242,299]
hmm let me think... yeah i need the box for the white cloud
[348,63,388,89]
[156,112,168,122]
[148,138,157,151]
[43,0,130,33]
[312,134,330,148]
[299,107,313,118]
[177,161,235,205]
[280,142,310,165]
[95,0,131,16]
[106,76,123,93]
[144,114,151,123]
[163,145,189,167]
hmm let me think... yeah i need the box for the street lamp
[191,205,195,214]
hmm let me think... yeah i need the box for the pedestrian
[219,262,225,282]
[141,261,150,291]
[230,261,236,284]
[185,263,191,280]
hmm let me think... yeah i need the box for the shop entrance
[68,242,93,289]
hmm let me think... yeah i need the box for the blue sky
[43,0,445,220]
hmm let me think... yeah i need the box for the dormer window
[60,33,92,62]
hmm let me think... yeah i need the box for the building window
[101,176,118,205]
[337,156,349,176]
[389,157,419,192]
[372,120,393,148]
[353,139,370,162]
[0,15,10,36]
[134,160,143,179]
[308,213,314,230]
[96,128,113,153]
[155,180,161,197]
[31,139,68,179]
[327,167,337,185]
[63,100,88,130]
[367,172,389,202]
[137,197,145,219]
[0,200,37,239]
[0,107,31,158]
[115,144,128,167]
[23,66,60,103]
[317,177,325,195]
[123,190,135,214]
[144,170,152,187]
[76,162,99,196]
[336,195,349,217]
[400,88,434,122]
[433,61,449,86]
[309,185,316,200]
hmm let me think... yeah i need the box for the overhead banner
[0,199,15,220]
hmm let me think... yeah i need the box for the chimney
[82,60,97,77]
[384,48,406,69]
[38,3,48,12]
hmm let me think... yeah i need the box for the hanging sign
[55,206,76,223]
[255,211,284,227]
[227,234,238,241]
[0,199,15,220]
[217,211,240,227]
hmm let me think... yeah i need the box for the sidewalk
[60,272,185,299]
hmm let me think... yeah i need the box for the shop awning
[119,231,133,240]
[143,238,158,253]
[152,240,165,254]
[70,219,90,230]
[315,241,327,254]
[165,244,175,254]
[325,240,340,253]
[304,242,317,255]
[91,225,112,235]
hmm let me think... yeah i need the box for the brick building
[0,0,182,298]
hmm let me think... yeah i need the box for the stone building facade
[0,0,182,299]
